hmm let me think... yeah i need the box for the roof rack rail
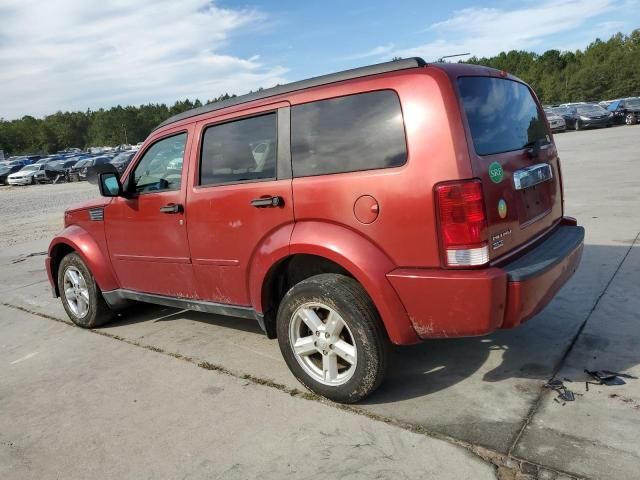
[154,57,427,131]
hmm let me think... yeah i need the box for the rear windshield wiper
[524,138,551,158]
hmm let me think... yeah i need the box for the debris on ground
[584,369,637,386]
[544,379,576,404]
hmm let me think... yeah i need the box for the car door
[186,103,294,306]
[104,126,198,297]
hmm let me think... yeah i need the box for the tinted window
[458,77,547,156]
[132,133,187,194]
[200,113,276,186]
[291,90,407,177]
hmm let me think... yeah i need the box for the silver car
[7,164,46,185]
[543,108,567,133]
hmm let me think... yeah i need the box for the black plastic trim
[154,57,426,131]
[277,106,292,180]
[102,289,259,321]
[504,225,585,282]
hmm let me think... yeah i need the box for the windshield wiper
[524,138,551,158]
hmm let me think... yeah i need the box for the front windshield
[112,152,134,163]
[22,165,39,171]
[576,105,606,115]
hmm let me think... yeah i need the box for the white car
[7,164,46,185]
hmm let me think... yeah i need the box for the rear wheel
[276,274,389,403]
[58,253,114,328]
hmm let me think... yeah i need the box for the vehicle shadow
[107,302,265,335]
[363,243,638,404]
[102,243,637,404]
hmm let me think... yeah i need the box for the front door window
[132,133,187,194]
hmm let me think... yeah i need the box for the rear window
[291,90,407,177]
[458,77,547,156]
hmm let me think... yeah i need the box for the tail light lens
[435,180,489,267]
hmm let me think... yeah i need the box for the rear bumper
[387,221,584,339]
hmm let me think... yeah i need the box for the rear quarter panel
[287,67,472,268]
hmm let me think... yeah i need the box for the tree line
[2,29,639,155]
[464,29,640,105]
[0,95,234,156]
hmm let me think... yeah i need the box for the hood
[65,196,111,214]
[9,170,36,178]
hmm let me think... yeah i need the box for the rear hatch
[456,75,563,261]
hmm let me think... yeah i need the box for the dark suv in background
[607,98,640,125]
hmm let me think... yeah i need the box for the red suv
[47,58,584,402]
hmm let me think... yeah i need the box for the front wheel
[626,113,637,125]
[276,274,389,403]
[574,119,581,131]
[58,253,114,328]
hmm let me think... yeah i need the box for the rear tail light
[435,179,488,267]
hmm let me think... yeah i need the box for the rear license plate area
[519,184,550,224]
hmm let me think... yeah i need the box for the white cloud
[372,0,618,62]
[0,0,288,119]
[343,43,396,60]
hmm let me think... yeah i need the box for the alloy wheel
[63,266,90,318]
[288,302,357,386]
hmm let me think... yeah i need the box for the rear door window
[458,77,547,156]
[291,90,407,177]
[199,113,276,186]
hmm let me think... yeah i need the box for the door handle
[159,203,183,214]
[250,196,284,208]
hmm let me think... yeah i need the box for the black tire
[276,273,389,403]
[626,113,637,125]
[58,252,114,328]
[30,176,36,185]
[574,119,581,131]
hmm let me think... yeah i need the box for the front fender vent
[88,207,104,221]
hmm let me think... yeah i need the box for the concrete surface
[1,124,639,479]
[0,305,495,480]
[515,239,640,479]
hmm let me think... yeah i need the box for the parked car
[607,97,640,125]
[552,104,612,130]
[543,108,566,132]
[0,162,25,184]
[7,164,47,185]
[67,156,113,181]
[41,159,83,183]
[47,59,584,402]
[109,151,136,174]
[574,104,613,129]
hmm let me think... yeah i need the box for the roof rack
[154,57,427,131]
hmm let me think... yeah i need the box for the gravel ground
[0,182,97,248]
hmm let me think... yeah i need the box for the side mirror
[99,172,122,197]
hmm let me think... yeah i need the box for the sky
[1,0,638,120]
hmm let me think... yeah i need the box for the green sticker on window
[489,162,504,184]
